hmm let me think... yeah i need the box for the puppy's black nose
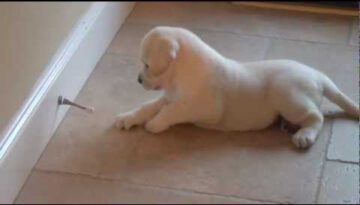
[137,75,143,84]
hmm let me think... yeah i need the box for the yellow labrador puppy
[115,26,359,148]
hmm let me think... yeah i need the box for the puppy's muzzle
[137,74,143,84]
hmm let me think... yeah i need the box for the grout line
[13,116,72,203]
[314,119,334,203]
[125,21,357,48]
[262,37,273,60]
[346,17,357,46]
[34,168,283,204]
[13,168,37,203]
[121,181,286,204]
[104,50,135,60]
[325,159,360,165]
[34,168,109,181]
[346,18,352,45]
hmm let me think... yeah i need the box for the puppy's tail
[322,75,359,119]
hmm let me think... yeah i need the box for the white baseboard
[0,2,135,203]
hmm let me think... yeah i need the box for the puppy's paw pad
[292,129,316,149]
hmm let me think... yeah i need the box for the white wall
[0,2,91,141]
[0,3,135,203]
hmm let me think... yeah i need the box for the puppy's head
[137,27,180,90]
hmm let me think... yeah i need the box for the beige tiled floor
[16,2,359,204]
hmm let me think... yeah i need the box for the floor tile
[107,23,155,59]
[35,53,159,176]
[108,23,270,62]
[317,161,359,204]
[103,123,331,204]
[327,119,359,163]
[128,2,352,44]
[195,30,270,61]
[15,171,265,204]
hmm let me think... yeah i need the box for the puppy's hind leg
[291,110,324,148]
[274,94,324,148]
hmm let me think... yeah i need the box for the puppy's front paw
[292,129,317,149]
[145,119,169,134]
[114,112,138,130]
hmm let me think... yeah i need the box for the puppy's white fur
[115,26,359,148]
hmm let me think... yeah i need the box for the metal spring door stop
[58,96,94,113]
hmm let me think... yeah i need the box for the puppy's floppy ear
[158,37,180,62]
[149,35,180,73]
[168,38,179,60]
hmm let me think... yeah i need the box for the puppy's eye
[144,64,149,70]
